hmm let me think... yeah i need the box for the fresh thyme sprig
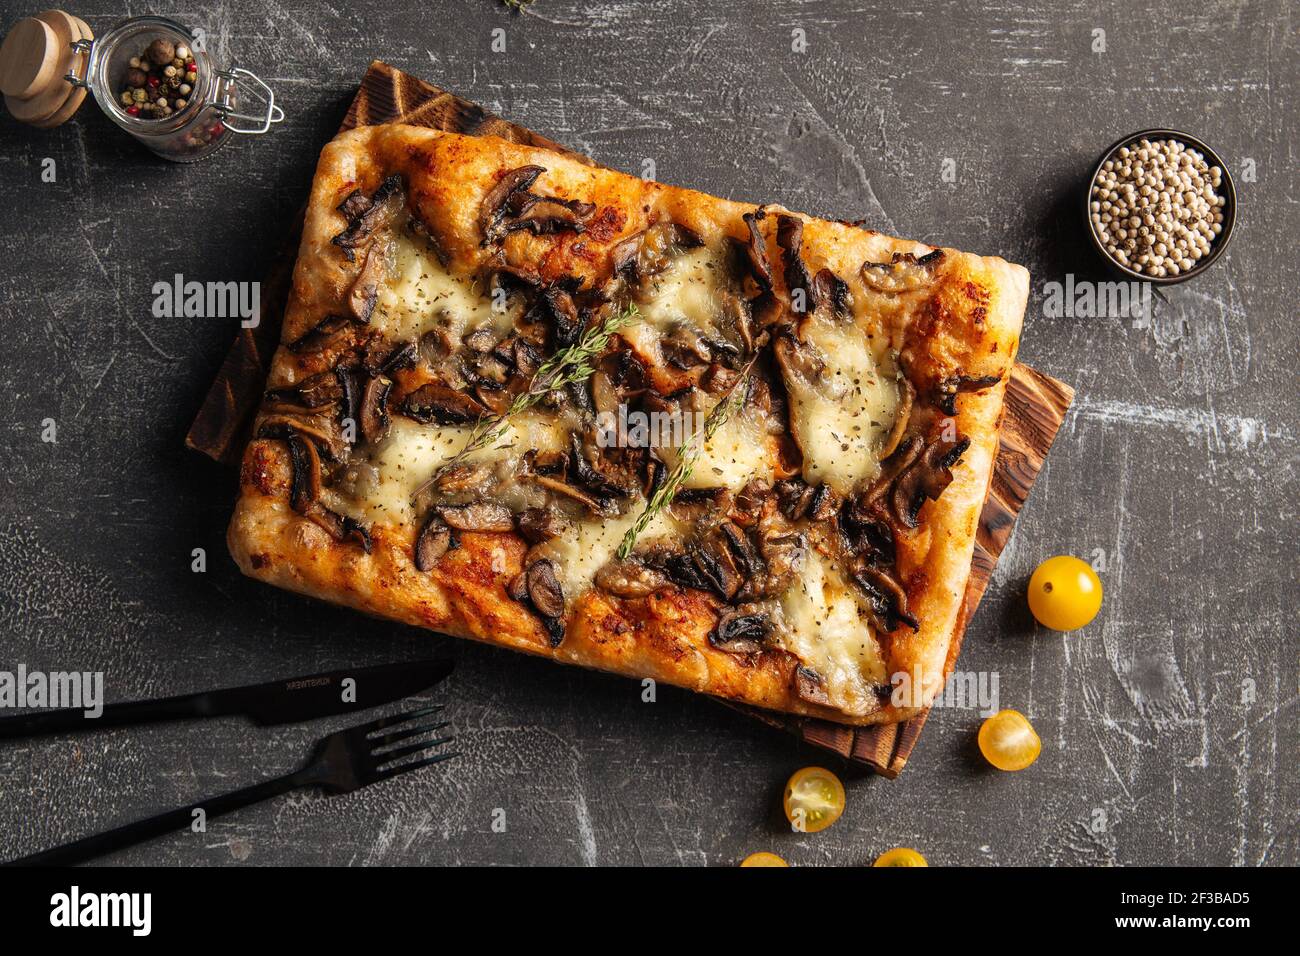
[411,303,640,501]
[616,362,754,560]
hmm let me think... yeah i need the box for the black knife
[0,659,453,739]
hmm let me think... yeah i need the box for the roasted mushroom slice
[890,435,971,529]
[358,375,392,446]
[376,339,418,375]
[257,415,348,463]
[740,210,772,290]
[347,242,386,322]
[691,542,742,602]
[332,175,404,261]
[813,268,853,319]
[525,558,566,619]
[775,214,816,313]
[414,513,452,571]
[285,430,322,514]
[400,383,488,425]
[594,559,668,598]
[533,474,620,518]
[851,563,919,632]
[612,221,705,280]
[710,607,771,655]
[504,195,596,236]
[517,506,567,544]
[879,377,915,460]
[794,666,832,706]
[860,249,944,294]
[265,371,343,410]
[933,373,1002,416]
[436,502,516,533]
[288,314,356,354]
[480,165,545,243]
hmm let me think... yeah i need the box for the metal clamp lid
[214,67,284,134]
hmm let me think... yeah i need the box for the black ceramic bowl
[1084,129,1236,285]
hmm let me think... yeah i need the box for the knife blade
[0,659,453,739]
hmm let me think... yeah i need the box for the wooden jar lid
[0,9,92,127]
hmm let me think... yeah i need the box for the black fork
[7,707,458,866]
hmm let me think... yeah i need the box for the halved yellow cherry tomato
[873,847,928,867]
[1027,555,1103,631]
[783,766,845,833]
[740,851,789,867]
[978,709,1042,771]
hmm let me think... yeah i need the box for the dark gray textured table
[1,0,1295,866]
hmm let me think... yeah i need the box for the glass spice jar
[66,15,282,162]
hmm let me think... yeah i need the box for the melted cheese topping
[337,413,569,529]
[623,246,727,364]
[785,316,900,494]
[657,403,772,491]
[535,508,678,598]
[374,234,519,343]
[776,547,886,716]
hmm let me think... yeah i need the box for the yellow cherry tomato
[978,709,1042,771]
[1027,555,1103,631]
[783,766,846,833]
[740,851,789,867]
[873,847,928,867]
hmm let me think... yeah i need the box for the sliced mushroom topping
[517,506,567,544]
[740,210,772,290]
[879,377,914,459]
[851,562,919,632]
[414,513,452,571]
[860,249,944,294]
[758,529,807,582]
[668,486,732,523]
[612,221,704,280]
[660,324,715,369]
[718,521,761,577]
[532,473,620,518]
[288,314,356,354]
[305,506,372,553]
[772,333,826,388]
[806,482,837,522]
[332,175,404,262]
[436,502,516,533]
[794,666,832,706]
[775,477,815,521]
[691,542,742,602]
[731,478,772,527]
[400,382,488,425]
[775,214,816,313]
[285,431,322,513]
[347,242,386,322]
[594,559,669,599]
[432,462,491,496]
[934,373,1002,415]
[257,416,348,463]
[358,375,392,446]
[265,371,343,409]
[890,434,970,529]
[652,550,712,592]
[376,339,418,375]
[813,268,853,320]
[569,433,638,498]
[710,607,772,655]
[480,165,545,243]
[525,558,566,619]
[503,195,596,237]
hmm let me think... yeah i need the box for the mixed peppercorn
[117,37,197,119]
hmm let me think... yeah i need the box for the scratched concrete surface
[0,0,1295,866]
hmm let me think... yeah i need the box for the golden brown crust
[228,124,1028,725]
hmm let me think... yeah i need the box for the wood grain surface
[186,60,1074,777]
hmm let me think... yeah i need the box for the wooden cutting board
[187,60,1074,777]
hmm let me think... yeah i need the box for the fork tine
[371,720,450,750]
[377,749,461,781]
[362,705,443,736]
[376,734,455,765]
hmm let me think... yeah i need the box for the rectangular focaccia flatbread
[228,124,1028,725]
